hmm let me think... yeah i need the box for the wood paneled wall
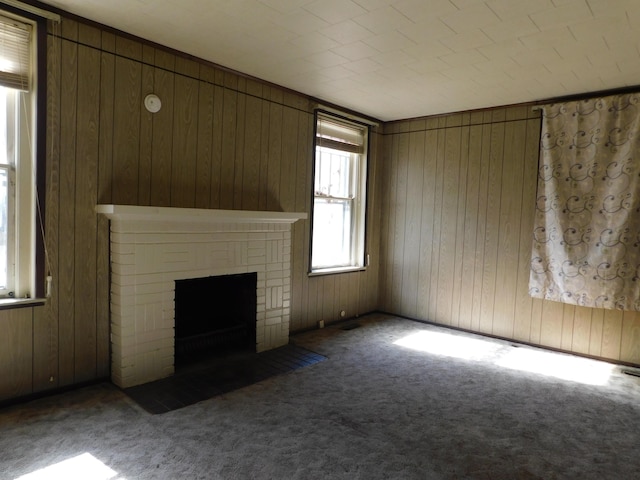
[380,106,640,365]
[0,16,381,402]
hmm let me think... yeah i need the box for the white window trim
[0,9,37,299]
[309,111,369,275]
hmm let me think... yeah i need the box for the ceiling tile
[529,0,594,30]
[440,3,501,33]
[330,41,379,61]
[486,0,554,21]
[319,19,373,44]
[41,0,640,121]
[363,31,416,53]
[303,0,368,24]
[439,29,494,52]
[353,5,413,34]
[481,16,540,43]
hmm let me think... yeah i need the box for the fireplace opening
[174,272,257,367]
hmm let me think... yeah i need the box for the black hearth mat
[123,344,326,414]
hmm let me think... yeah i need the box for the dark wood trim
[35,15,46,298]
[0,377,109,410]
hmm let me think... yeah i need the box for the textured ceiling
[40,0,640,121]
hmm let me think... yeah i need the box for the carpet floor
[1,312,639,479]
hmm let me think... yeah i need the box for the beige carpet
[1,313,639,479]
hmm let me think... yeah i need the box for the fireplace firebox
[174,273,257,366]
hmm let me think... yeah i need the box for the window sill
[308,266,367,277]
[0,297,46,310]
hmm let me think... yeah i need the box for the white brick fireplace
[96,205,306,388]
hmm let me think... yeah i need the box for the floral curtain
[529,93,640,311]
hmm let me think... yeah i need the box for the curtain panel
[529,93,640,311]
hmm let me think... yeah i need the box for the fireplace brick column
[97,205,306,388]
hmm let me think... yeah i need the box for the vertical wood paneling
[621,311,640,364]
[401,131,423,318]
[258,98,270,210]
[458,124,482,331]
[601,309,623,359]
[391,133,408,313]
[381,105,639,366]
[436,127,461,325]
[378,124,395,310]
[95,48,115,378]
[529,298,544,344]
[279,107,298,212]
[416,129,437,320]
[195,81,214,208]
[97,51,114,204]
[58,38,77,386]
[291,111,311,331]
[0,309,32,400]
[492,120,526,338]
[540,300,564,349]
[478,121,505,334]
[33,30,62,391]
[383,133,399,311]
[428,127,445,322]
[512,118,540,342]
[571,306,593,354]
[451,125,469,328]
[73,44,100,382]
[150,67,174,206]
[470,122,491,332]
[561,304,576,351]
[233,92,247,209]
[137,63,154,205]
[242,95,261,210]
[267,103,282,211]
[171,74,199,207]
[112,57,141,204]
[220,88,237,209]
[321,276,336,321]
[210,85,224,208]
[589,308,605,356]
[363,130,382,312]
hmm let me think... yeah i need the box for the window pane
[311,198,352,268]
[0,86,7,165]
[315,147,351,198]
[0,167,7,289]
[311,111,367,273]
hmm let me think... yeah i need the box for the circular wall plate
[144,94,162,113]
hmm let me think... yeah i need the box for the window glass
[311,112,368,274]
[0,12,35,299]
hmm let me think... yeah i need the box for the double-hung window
[0,13,36,299]
[310,111,368,274]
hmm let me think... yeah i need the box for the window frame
[0,5,46,302]
[309,110,369,276]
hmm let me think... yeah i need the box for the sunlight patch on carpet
[15,452,125,480]
[394,330,614,386]
[496,348,614,385]
[394,330,502,360]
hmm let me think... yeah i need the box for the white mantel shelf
[95,204,307,224]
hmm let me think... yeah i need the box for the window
[0,12,37,299]
[310,111,368,274]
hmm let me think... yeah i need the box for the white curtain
[529,93,640,311]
